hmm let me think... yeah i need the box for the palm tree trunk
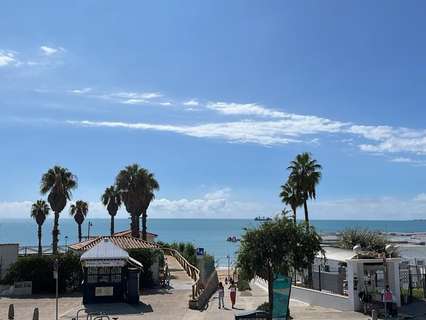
[52,212,59,255]
[78,223,82,242]
[38,224,42,255]
[141,211,147,241]
[110,215,115,235]
[303,198,309,226]
[131,213,139,238]
[292,206,297,224]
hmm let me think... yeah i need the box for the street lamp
[87,221,93,239]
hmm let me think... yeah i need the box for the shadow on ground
[84,302,154,315]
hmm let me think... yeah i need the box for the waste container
[127,268,140,304]
[234,310,270,319]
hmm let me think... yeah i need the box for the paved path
[1,258,370,320]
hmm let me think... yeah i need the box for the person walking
[229,279,237,309]
[217,282,225,309]
[382,285,394,319]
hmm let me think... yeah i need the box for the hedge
[127,248,164,288]
[1,252,82,294]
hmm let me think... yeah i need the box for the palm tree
[102,185,122,235]
[70,200,89,242]
[287,152,322,226]
[40,166,77,254]
[280,181,302,223]
[115,164,159,239]
[30,200,50,255]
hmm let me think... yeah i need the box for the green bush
[237,278,251,291]
[339,228,388,253]
[127,248,164,288]
[2,252,82,294]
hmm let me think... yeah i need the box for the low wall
[254,276,353,312]
[291,286,353,311]
[189,270,219,310]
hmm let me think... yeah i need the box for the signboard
[196,248,205,256]
[95,286,114,297]
[272,274,292,320]
[83,259,126,267]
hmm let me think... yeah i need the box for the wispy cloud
[68,89,166,106]
[183,99,200,107]
[40,45,65,56]
[0,51,16,67]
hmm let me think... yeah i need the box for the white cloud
[310,195,426,220]
[67,119,304,145]
[0,51,16,67]
[414,193,426,202]
[207,101,286,118]
[70,88,92,94]
[183,99,200,107]
[0,189,268,219]
[40,46,65,56]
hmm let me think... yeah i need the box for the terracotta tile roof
[69,236,160,252]
[113,229,158,238]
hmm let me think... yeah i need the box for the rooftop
[69,235,160,252]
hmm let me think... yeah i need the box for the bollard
[8,304,14,320]
[371,309,378,320]
[33,307,39,320]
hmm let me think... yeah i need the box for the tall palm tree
[101,185,122,235]
[40,166,77,254]
[280,181,302,223]
[30,200,50,255]
[115,164,159,239]
[70,200,89,242]
[287,152,322,226]
[288,152,322,288]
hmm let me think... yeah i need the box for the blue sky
[1,1,426,219]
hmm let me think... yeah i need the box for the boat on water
[227,236,240,242]
[254,216,272,221]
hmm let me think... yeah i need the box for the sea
[1,219,426,266]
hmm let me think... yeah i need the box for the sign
[196,248,205,256]
[272,274,292,320]
[95,286,114,297]
[83,259,126,267]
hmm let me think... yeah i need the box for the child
[217,282,225,309]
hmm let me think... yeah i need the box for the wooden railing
[161,247,204,301]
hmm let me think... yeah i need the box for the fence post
[318,265,322,291]
[8,304,14,320]
[408,268,413,303]
[32,308,39,320]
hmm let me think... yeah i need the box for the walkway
[1,258,370,319]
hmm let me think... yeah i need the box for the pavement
[0,256,370,319]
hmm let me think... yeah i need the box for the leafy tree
[237,217,322,314]
[40,166,77,254]
[115,164,159,239]
[101,185,122,235]
[69,200,88,242]
[287,152,322,226]
[280,181,303,223]
[30,200,50,255]
[339,228,388,253]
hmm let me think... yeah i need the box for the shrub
[127,248,164,288]
[2,252,82,294]
[339,228,388,253]
[237,278,251,291]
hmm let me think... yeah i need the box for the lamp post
[53,258,59,320]
[87,221,93,240]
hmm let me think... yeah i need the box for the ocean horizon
[2,218,426,266]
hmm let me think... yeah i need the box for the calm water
[1,218,426,265]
